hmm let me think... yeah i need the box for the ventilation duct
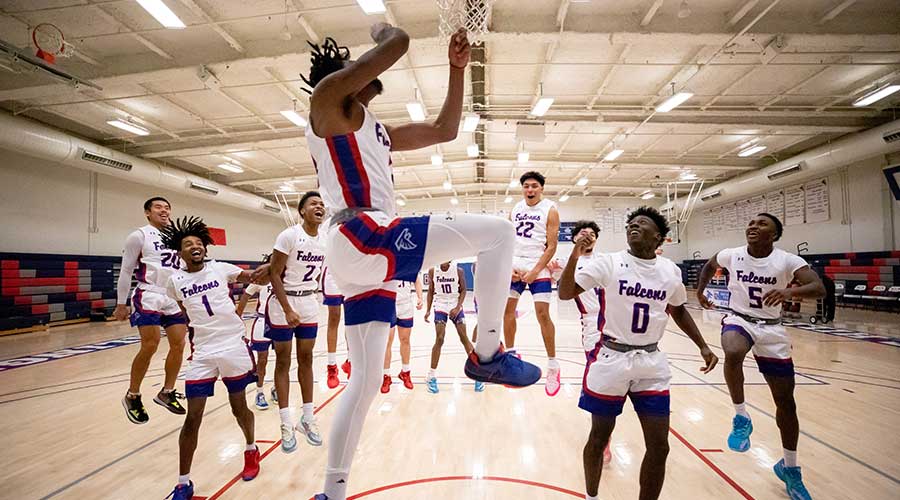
[0,111,278,217]
[262,203,282,214]
[662,119,900,211]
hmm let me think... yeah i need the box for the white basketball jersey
[433,264,460,300]
[306,106,396,217]
[511,199,554,259]
[245,283,273,318]
[717,245,808,319]
[135,224,182,287]
[167,261,245,354]
[575,251,687,345]
[273,225,326,291]
[570,255,603,351]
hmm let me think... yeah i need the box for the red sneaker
[242,446,260,481]
[326,364,339,389]
[341,359,351,378]
[398,370,414,390]
[380,374,391,394]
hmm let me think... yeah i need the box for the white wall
[0,149,285,261]
[665,154,900,262]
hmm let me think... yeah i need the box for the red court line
[669,427,755,500]
[255,440,276,444]
[311,475,584,499]
[700,448,725,453]
[205,385,346,500]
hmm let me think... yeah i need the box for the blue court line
[668,362,900,486]
[795,373,900,391]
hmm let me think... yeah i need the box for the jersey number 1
[201,295,214,316]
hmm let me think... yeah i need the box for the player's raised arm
[387,29,469,151]
[558,230,594,300]
[695,253,720,309]
[763,265,826,307]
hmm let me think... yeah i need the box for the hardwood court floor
[1,295,898,500]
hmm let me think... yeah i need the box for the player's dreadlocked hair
[300,37,352,94]
[160,216,213,251]
[626,206,670,248]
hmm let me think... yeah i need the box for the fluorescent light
[576,176,589,186]
[280,110,307,128]
[279,183,294,192]
[641,191,656,200]
[462,115,480,132]
[406,102,426,122]
[431,154,443,166]
[853,84,900,107]
[738,145,767,157]
[679,171,697,180]
[355,0,386,14]
[217,163,244,173]
[530,97,554,117]
[517,151,529,164]
[396,198,406,207]
[604,149,624,161]
[442,180,452,191]
[467,144,479,157]
[655,92,693,112]
[450,196,459,205]
[559,194,570,202]
[738,138,758,149]
[504,196,513,203]
[509,179,518,188]
[107,119,149,136]
[136,0,186,29]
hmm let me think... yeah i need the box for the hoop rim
[32,22,66,55]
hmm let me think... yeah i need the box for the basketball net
[663,179,704,245]
[273,192,298,228]
[32,23,67,64]
[436,0,495,45]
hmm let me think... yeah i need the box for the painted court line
[670,427,755,499]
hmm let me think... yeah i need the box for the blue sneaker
[727,415,753,452]
[427,377,439,394]
[165,481,193,500]
[270,386,278,404]
[255,391,269,410]
[474,380,485,392]
[774,459,812,500]
[313,495,329,500]
[464,347,541,387]
[281,423,297,453]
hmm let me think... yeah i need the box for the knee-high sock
[423,214,515,362]
[323,321,390,500]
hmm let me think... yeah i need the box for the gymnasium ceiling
[1,0,899,205]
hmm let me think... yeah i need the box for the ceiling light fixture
[559,194,570,202]
[462,114,480,132]
[517,151,530,164]
[431,154,443,166]
[509,179,519,188]
[216,163,244,173]
[443,180,453,191]
[355,0,386,14]
[679,171,698,180]
[641,191,656,200]
[467,144,479,157]
[107,119,149,136]
[531,97,554,117]
[656,84,693,112]
[852,84,900,107]
[738,145,767,157]
[604,149,624,161]
[136,0,186,29]
[280,110,307,128]
[396,198,406,207]
[577,176,589,186]
[450,196,459,205]
[504,196,513,203]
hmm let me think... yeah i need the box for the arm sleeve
[273,228,293,255]
[244,283,261,297]
[668,265,688,306]
[117,230,143,305]
[575,254,611,291]
[715,248,732,269]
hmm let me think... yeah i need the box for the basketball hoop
[32,23,67,64]
[436,0,495,45]
[662,178,704,245]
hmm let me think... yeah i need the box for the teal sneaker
[727,415,753,452]
[255,391,269,410]
[474,380,485,392]
[774,459,812,500]
[426,377,439,394]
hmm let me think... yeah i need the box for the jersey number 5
[748,286,763,308]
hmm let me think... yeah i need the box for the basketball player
[381,276,423,393]
[322,266,350,389]
[301,25,540,500]
[558,207,718,500]
[160,216,266,500]
[696,213,824,500]
[505,171,561,396]
[115,197,188,424]
[235,254,274,410]
[424,262,484,393]
[267,191,327,452]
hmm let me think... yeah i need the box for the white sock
[178,474,190,485]
[401,364,410,372]
[328,352,336,365]
[428,369,436,380]
[734,403,750,419]
[127,391,140,398]
[383,368,390,376]
[302,402,314,419]
[547,357,560,370]
[585,495,598,500]
[246,443,257,451]
[279,407,293,426]
[783,449,798,467]
[256,386,264,395]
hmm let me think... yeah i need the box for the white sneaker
[280,423,297,453]
[545,366,561,396]
[297,414,323,446]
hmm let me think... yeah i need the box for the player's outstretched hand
[697,293,714,309]
[370,22,394,43]
[448,28,470,68]
[763,288,792,307]
[113,304,130,321]
[285,309,301,327]
[699,347,719,374]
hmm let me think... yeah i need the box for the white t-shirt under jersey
[717,245,808,320]
[167,261,245,355]
[511,198,555,260]
[273,225,326,291]
[575,250,687,346]
[117,224,183,303]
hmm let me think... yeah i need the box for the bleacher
[680,249,900,312]
[0,252,258,334]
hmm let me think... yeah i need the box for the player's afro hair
[160,216,213,251]
[626,206,670,248]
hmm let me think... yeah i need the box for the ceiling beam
[640,0,666,27]
[177,0,244,53]
[818,0,857,25]
[728,0,760,26]
[587,44,631,110]
[91,3,174,60]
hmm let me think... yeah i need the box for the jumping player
[505,171,561,396]
[267,191,327,452]
[115,197,188,424]
[424,262,484,394]
[235,254,274,410]
[322,266,350,388]
[559,207,718,500]
[302,25,540,500]
[381,276,423,393]
[696,213,824,500]
[161,216,265,500]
